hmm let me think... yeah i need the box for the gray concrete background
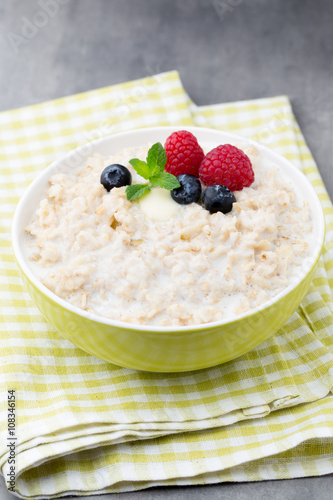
[1,0,333,498]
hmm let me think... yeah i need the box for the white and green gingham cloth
[1,71,333,499]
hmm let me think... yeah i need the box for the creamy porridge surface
[25,144,313,326]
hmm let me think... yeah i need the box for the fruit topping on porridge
[25,130,313,327]
[199,143,254,191]
[170,174,202,205]
[165,130,204,177]
[202,185,236,214]
[100,163,132,191]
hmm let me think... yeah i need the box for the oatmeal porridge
[25,143,313,326]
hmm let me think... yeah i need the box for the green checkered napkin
[1,71,333,499]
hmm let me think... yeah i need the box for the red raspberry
[199,144,254,191]
[164,130,204,177]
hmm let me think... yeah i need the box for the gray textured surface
[1,0,333,498]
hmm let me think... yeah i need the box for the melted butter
[138,188,179,221]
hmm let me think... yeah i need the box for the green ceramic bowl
[12,127,325,372]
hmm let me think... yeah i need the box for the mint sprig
[126,142,180,201]
[150,171,180,189]
[126,184,151,200]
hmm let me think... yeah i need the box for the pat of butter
[138,188,179,221]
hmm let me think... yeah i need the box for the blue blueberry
[202,185,236,214]
[100,164,132,191]
[171,174,202,205]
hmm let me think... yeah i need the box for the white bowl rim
[12,125,326,333]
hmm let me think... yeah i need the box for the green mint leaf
[129,159,151,180]
[126,143,177,203]
[150,172,180,190]
[126,184,151,201]
[146,142,167,174]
